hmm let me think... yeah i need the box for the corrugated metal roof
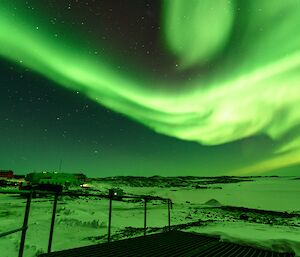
[39,230,295,257]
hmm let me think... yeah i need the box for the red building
[0,170,14,179]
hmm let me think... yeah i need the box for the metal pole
[168,199,171,231]
[19,191,32,257]
[48,192,59,253]
[0,227,24,238]
[144,198,147,236]
[108,196,112,242]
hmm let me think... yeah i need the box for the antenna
[59,159,62,172]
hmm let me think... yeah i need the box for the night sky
[1,0,300,177]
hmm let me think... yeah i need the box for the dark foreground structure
[40,230,294,257]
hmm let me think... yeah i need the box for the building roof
[39,230,294,257]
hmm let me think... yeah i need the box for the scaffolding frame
[0,189,172,257]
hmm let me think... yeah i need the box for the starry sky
[1,0,300,177]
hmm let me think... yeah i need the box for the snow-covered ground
[1,176,300,256]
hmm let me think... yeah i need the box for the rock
[239,213,249,220]
[204,199,222,207]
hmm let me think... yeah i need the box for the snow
[0,176,300,256]
[184,222,300,255]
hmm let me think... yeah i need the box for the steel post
[168,199,171,231]
[19,191,32,257]
[144,198,147,236]
[48,192,59,253]
[108,196,112,242]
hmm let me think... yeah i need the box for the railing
[0,189,172,257]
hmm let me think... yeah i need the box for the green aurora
[1,0,300,175]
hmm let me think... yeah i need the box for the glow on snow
[1,0,300,174]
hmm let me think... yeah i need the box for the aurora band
[1,0,300,174]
